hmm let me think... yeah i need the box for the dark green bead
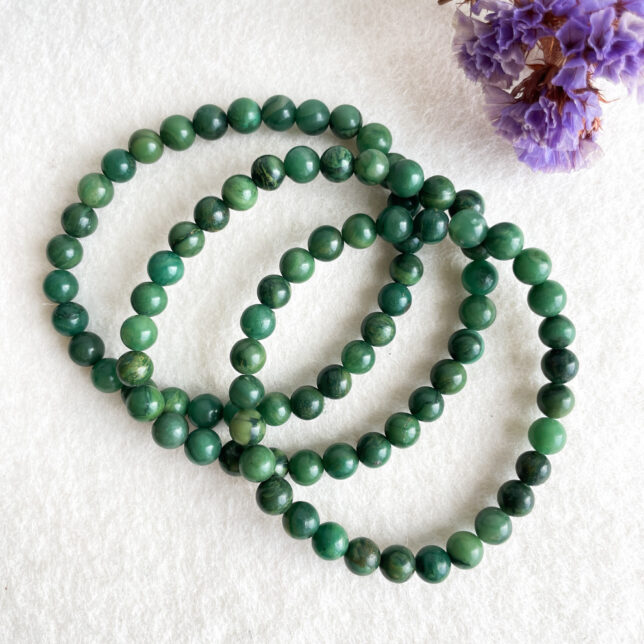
[528,280,566,317]
[354,149,389,186]
[344,538,381,576]
[116,350,153,386]
[387,191,419,213]
[257,274,291,308]
[239,445,276,482]
[283,146,319,183]
[475,507,512,545]
[378,282,411,317]
[317,364,352,399]
[251,154,285,191]
[541,348,578,384]
[272,448,289,478]
[229,409,266,446]
[289,449,323,486]
[261,95,295,131]
[193,196,230,232]
[147,251,184,286]
[257,392,291,425]
[446,531,484,569]
[230,338,266,374]
[484,222,524,260]
[61,203,97,238]
[159,114,195,151]
[357,432,391,468]
[342,213,377,249]
[320,145,353,182]
[188,393,223,428]
[394,234,423,254]
[256,475,293,514]
[539,315,575,349]
[168,221,205,257]
[380,545,415,583]
[323,443,359,479]
[282,501,320,539]
[416,546,451,584]
[537,384,575,418]
[222,174,258,211]
[449,189,485,216]
[430,359,467,395]
[101,149,136,183]
[161,387,189,415]
[461,260,498,296]
[312,522,349,560]
[295,99,330,135]
[46,234,83,269]
[223,401,240,426]
[356,123,392,153]
[68,331,104,366]
[128,129,163,164]
[386,152,406,168]
[462,244,490,261]
[361,312,396,347]
[513,248,552,285]
[387,159,424,198]
[329,104,362,139]
[77,173,113,208]
[459,295,496,330]
[130,282,167,317]
[308,225,343,261]
[227,97,262,133]
[384,412,420,448]
[376,206,413,244]
[497,480,535,516]
[152,412,189,449]
[219,440,244,476]
[413,208,448,244]
[408,386,444,422]
[229,375,264,409]
[91,358,121,393]
[341,340,375,374]
[192,104,228,140]
[389,253,423,286]
[120,315,157,351]
[279,248,315,283]
[240,304,276,340]
[290,386,324,420]
[448,329,484,364]
[184,428,221,465]
[516,451,551,486]
[43,270,78,303]
[52,302,88,336]
[126,385,164,422]
[419,175,456,210]
[528,417,566,454]
[449,208,488,248]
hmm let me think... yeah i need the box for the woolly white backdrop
[1,1,643,642]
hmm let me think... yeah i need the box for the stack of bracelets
[43,96,578,584]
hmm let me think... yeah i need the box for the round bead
[272,448,289,478]
[357,432,391,468]
[475,507,512,545]
[193,196,230,232]
[312,522,349,560]
[484,222,524,259]
[130,282,167,317]
[230,338,266,374]
[378,282,412,316]
[413,208,449,244]
[295,99,330,135]
[229,375,265,409]
[282,501,320,539]
[187,393,223,428]
[229,409,266,446]
[387,159,424,198]
[419,175,456,210]
[222,174,258,211]
[513,248,552,285]
[361,312,396,347]
[280,248,315,283]
[239,445,276,482]
[227,97,262,133]
[320,145,354,182]
[446,531,484,569]
[290,386,324,420]
[461,260,498,296]
[516,450,551,486]
[256,475,293,515]
[430,359,467,395]
[240,304,276,340]
[68,331,104,366]
[116,350,153,386]
[345,538,381,576]
[46,234,83,269]
[120,315,158,351]
[308,225,344,261]
[161,387,190,415]
[77,173,113,208]
[128,129,163,164]
[389,253,423,286]
[376,206,413,244]
[101,149,136,183]
[289,449,324,486]
[147,251,184,286]
[497,480,535,516]
[257,274,291,308]
[357,123,392,153]
[126,384,165,422]
[459,295,496,330]
[219,440,244,476]
[394,234,423,254]
[261,95,295,131]
[354,149,389,186]
[317,364,352,399]
[528,280,567,317]
[192,104,228,140]
[251,154,285,191]
[448,329,484,364]
[160,114,195,151]
[341,340,375,374]
[448,208,488,248]
[322,443,359,479]
[449,189,485,216]
[52,302,88,336]
[283,146,320,183]
[329,104,362,139]
[168,221,205,257]
[415,546,451,584]
[539,315,576,349]
[384,412,420,448]
[408,386,444,422]
[541,348,578,384]
[257,392,291,426]
[342,213,377,249]
[528,418,567,454]
[43,270,78,303]
[91,358,121,393]
[537,383,575,418]
[462,244,490,261]
[152,412,189,449]
[184,428,221,465]
[61,203,97,238]
[380,545,415,583]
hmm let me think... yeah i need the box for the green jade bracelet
[44,96,578,584]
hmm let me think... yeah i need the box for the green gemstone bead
[361,312,396,347]
[539,315,575,349]
[449,208,488,249]
[282,501,320,539]
[389,253,423,286]
[290,386,324,420]
[448,329,484,364]
[279,247,315,283]
[239,445,276,482]
[528,417,567,454]
[449,189,485,216]
[459,295,496,330]
[528,280,567,317]
[430,359,467,395]
[223,401,240,426]
[295,99,330,135]
[408,386,444,421]
[125,384,165,422]
[341,340,375,374]
[192,104,228,140]
[384,412,420,448]
[329,104,362,139]
[320,145,353,182]
[378,282,412,317]
[230,338,266,374]
[376,206,413,244]
[52,302,88,336]
[387,159,424,198]
[446,531,484,569]
[188,393,223,428]
[193,196,230,232]
[475,507,512,545]
[419,175,456,210]
[168,221,205,258]
[101,148,136,183]
[322,443,359,480]
[240,304,276,340]
[257,392,291,426]
[308,225,343,261]
[161,387,190,415]
[380,545,415,583]
[283,146,320,183]
[498,480,535,516]
[394,234,423,254]
[537,384,575,418]
[77,173,113,208]
[272,448,289,478]
[229,409,266,446]
[257,274,291,308]
[219,440,244,476]
[289,449,323,486]
[159,114,195,151]
[128,129,163,164]
[462,244,490,261]
[116,351,153,386]
[416,546,451,584]
[251,154,285,191]
[46,234,83,269]
[461,260,498,296]
[312,522,349,560]
[61,203,97,238]
[130,282,167,317]
[152,412,189,449]
[184,428,222,465]
[484,222,524,260]
[91,358,121,393]
[357,432,391,468]
[147,251,184,286]
[541,348,578,384]
[357,123,392,153]
[344,538,381,576]
[513,248,552,285]
[516,451,551,485]
[120,315,157,351]
[354,149,390,186]
[68,331,104,366]
[256,475,293,514]
[227,97,262,133]
[222,174,258,211]
[229,374,265,409]
[413,208,449,244]
[43,269,78,303]
[316,364,352,399]
[342,213,377,249]
[261,95,295,131]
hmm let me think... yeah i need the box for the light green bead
[160,114,195,151]
[448,208,488,249]
[484,222,524,259]
[77,173,114,208]
[229,409,266,446]
[446,531,484,569]
[354,149,390,186]
[257,392,291,426]
[168,221,205,257]
[120,315,158,351]
[239,445,276,482]
[222,174,258,211]
[356,123,392,153]
[128,129,164,163]
[528,418,567,454]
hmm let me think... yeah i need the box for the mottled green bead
[528,417,566,454]
[459,295,496,330]
[272,448,289,478]
[251,154,285,191]
[230,338,266,374]
[323,443,359,480]
[317,364,352,399]
[408,386,444,422]
[184,428,221,465]
[282,501,320,539]
[462,260,498,296]
[516,451,551,486]
[389,253,423,285]
[354,149,389,186]
[77,173,113,208]
[449,208,488,249]
[528,280,566,317]
[539,315,575,349]
[168,221,205,258]
[128,129,163,164]
[68,331,104,366]
[376,205,413,243]
[320,145,353,182]
[413,208,449,244]
[192,103,228,140]
[361,312,396,347]
[541,348,578,384]
[384,412,420,448]
[120,315,157,351]
[312,522,349,560]
[289,449,323,486]
[43,270,78,303]
[46,234,83,269]
[290,386,324,420]
[160,114,195,151]
[513,248,552,285]
[308,225,343,261]
[420,175,456,210]
[152,412,189,449]
[448,329,484,364]
[229,409,266,446]
[341,340,375,374]
[229,374,264,409]
[161,386,189,415]
[257,392,291,425]
[101,148,136,183]
[449,189,485,216]
[91,358,121,393]
[222,174,258,211]
[295,99,330,135]
[130,282,167,316]
[446,531,484,569]
[261,95,295,131]
[475,507,512,545]
[329,104,362,139]
[193,196,230,232]
[257,274,291,308]
[52,302,88,336]
[345,538,381,576]
[416,546,451,584]
[497,480,535,516]
[116,351,153,386]
[537,383,575,418]
[378,282,412,317]
[219,440,244,476]
[239,444,276,482]
[256,475,293,514]
[240,304,276,340]
[342,213,377,249]
[188,393,223,428]
[357,123,392,153]
[283,146,320,183]
[484,222,524,260]
[227,97,262,133]
[125,384,165,422]
[430,359,467,394]
[387,159,424,198]
[147,251,184,286]
[380,545,415,583]
[357,432,391,468]
[462,244,490,261]
[223,401,240,426]
[394,234,423,255]
[279,247,315,283]
[61,203,97,238]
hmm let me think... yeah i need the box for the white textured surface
[1,1,643,642]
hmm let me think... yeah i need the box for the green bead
[513,248,552,285]
[323,443,359,479]
[147,251,184,286]
[251,154,285,191]
[354,149,390,186]
[126,384,165,422]
[256,475,293,514]
[528,280,567,317]
[415,546,451,584]
[188,393,223,428]
[193,196,230,232]
[541,348,578,384]
[68,331,104,366]
[77,173,113,208]
[361,312,396,347]
[329,104,362,139]
[475,507,512,545]
[116,351,153,386]
[308,225,344,261]
[61,203,97,238]
[229,409,266,446]
[539,315,575,349]
[516,451,551,486]
[408,386,444,421]
[497,480,535,516]
[380,545,415,583]
[241,304,276,340]
[317,364,352,399]
[419,175,456,210]
[341,340,375,374]
[52,302,88,336]
[184,428,222,465]
[229,374,265,409]
[384,412,420,448]
[261,95,295,131]
[152,412,189,449]
[257,274,291,308]
[484,222,524,259]
[459,295,496,330]
[462,244,490,261]
[389,253,423,286]
[461,260,498,296]
[91,358,121,393]
[120,315,157,351]
[168,221,205,257]
[449,208,488,249]
[130,282,167,316]
[227,97,262,133]
[219,440,244,476]
[239,445,276,482]
[272,448,289,478]
[43,269,78,303]
[223,401,240,426]
[342,213,377,249]
[537,384,574,418]
[295,99,330,135]
[159,114,195,151]
[128,129,163,164]
[357,432,391,468]
[344,538,380,576]
[258,392,291,426]
[449,189,485,216]
[448,329,484,364]
[282,501,320,539]
[376,206,413,244]
[386,153,406,169]
[279,247,315,283]
[387,159,424,198]
[46,234,83,269]
[394,234,423,254]
[378,282,412,316]
[413,208,449,244]
[283,146,320,183]
[357,123,392,153]
[222,174,258,211]
[290,386,324,420]
[101,149,136,183]
[312,522,349,560]
[320,145,354,182]
[446,531,484,569]
[192,104,228,140]
[289,449,323,486]
[230,338,266,374]
[430,359,467,395]
[161,387,190,415]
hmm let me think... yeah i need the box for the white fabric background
[1,1,643,642]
